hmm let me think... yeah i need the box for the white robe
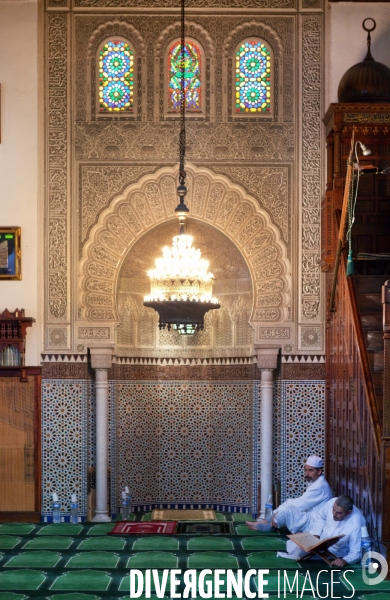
[286,499,363,564]
[274,475,333,533]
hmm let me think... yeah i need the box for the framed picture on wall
[0,227,21,280]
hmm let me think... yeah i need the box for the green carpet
[247,550,300,569]
[5,550,61,568]
[86,524,118,536]
[359,595,390,600]
[0,535,20,549]
[0,524,36,535]
[22,536,74,549]
[133,536,179,551]
[78,537,126,551]
[65,551,120,569]
[37,524,83,536]
[188,551,239,569]
[240,536,285,550]
[126,550,178,569]
[0,568,46,590]
[339,570,390,592]
[188,536,233,550]
[0,594,29,600]
[0,513,384,599]
[50,570,112,591]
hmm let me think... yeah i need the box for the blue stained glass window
[99,40,134,112]
[236,41,271,113]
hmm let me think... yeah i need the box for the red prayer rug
[109,521,177,535]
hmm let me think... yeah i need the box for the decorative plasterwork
[254,345,279,370]
[86,20,146,58]
[72,0,296,7]
[299,15,322,326]
[223,21,282,60]
[89,344,114,369]
[79,164,291,325]
[46,15,68,322]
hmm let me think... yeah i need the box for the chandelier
[143,0,220,334]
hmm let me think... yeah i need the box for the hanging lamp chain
[179,0,186,186]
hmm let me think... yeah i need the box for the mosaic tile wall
[41,380,88,519]
[41,378,325,519]
[254,380,325,515]
[281,381,326,501]
[116,381,252,513]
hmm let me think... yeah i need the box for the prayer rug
[176,521,233,534]
[109,521,177,535]
[152,508,215,520]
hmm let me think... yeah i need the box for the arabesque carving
[79,164,291,328]
[47,15,68,322]
[300,16,322,324]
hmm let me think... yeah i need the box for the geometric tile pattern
[41,380,88,518]
[116,381,252,512]
[40,377,325,520]
[281,381,325,501]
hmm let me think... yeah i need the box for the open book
[287,532,345,564]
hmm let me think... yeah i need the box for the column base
[91,512,112,522]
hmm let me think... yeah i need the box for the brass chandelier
[143,0,220,334]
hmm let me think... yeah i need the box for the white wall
[326,2,390,107]
[0,1,40,365]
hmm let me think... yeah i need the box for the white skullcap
[305,455,324,468]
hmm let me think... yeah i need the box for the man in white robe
[247,455,333,533]
[283,495,362,566]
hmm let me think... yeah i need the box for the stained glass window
[235,41,271,113]
[168,40,201,111]
[99,40,134,112]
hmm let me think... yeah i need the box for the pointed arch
[79,165,291,327]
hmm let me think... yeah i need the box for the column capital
[89,344,114,370]
[254,345,280,370]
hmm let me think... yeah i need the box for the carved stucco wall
[44,2,324,357]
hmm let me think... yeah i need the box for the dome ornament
[337,17,390,103]
[362,18,376,62]
[362,17,376,33]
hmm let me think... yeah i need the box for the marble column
[89,345,113,522]
[254,346,279,518]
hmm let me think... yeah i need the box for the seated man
[247,455,333,533]
[283,494,362,566]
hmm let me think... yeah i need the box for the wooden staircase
[353,269,390,429]
[323,104,390,553]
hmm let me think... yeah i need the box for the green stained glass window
[236,41,271,113]
[99,40,134,112]
[168,40,201,111]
